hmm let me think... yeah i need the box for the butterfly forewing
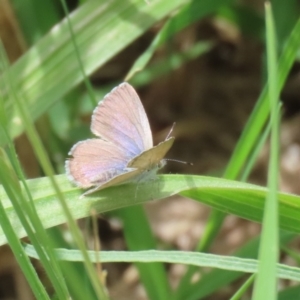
[128,137,175,169]
[91,83,153,157]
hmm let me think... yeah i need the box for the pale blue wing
[91,83,153,159]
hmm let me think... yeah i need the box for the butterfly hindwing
[66,139,128,188]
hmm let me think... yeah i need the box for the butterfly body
[66,83,174,196]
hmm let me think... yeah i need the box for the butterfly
[65,82,174,196]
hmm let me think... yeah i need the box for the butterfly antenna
[165,123,192,165]
[165,122,176,139]
[165,158,193,166]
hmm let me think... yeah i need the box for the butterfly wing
[66,139,129,188]
[66,82,174,195]
[82,137,175,196]
[128,137,175,169]
[91,83,153,159]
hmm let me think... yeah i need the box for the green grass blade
[224,15,300,180]
[230,274,255,300]
[23,246,300,283]
[253,4,280,299]
[2,174,300,245]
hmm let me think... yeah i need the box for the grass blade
[253,4,280,299]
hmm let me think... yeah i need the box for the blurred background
[1,0,300,299]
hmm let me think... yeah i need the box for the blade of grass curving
[253,4,280,299]
[1,174,300,245]
[23,245,300,283]
[0,0,191,145]
[179,178,300,234]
